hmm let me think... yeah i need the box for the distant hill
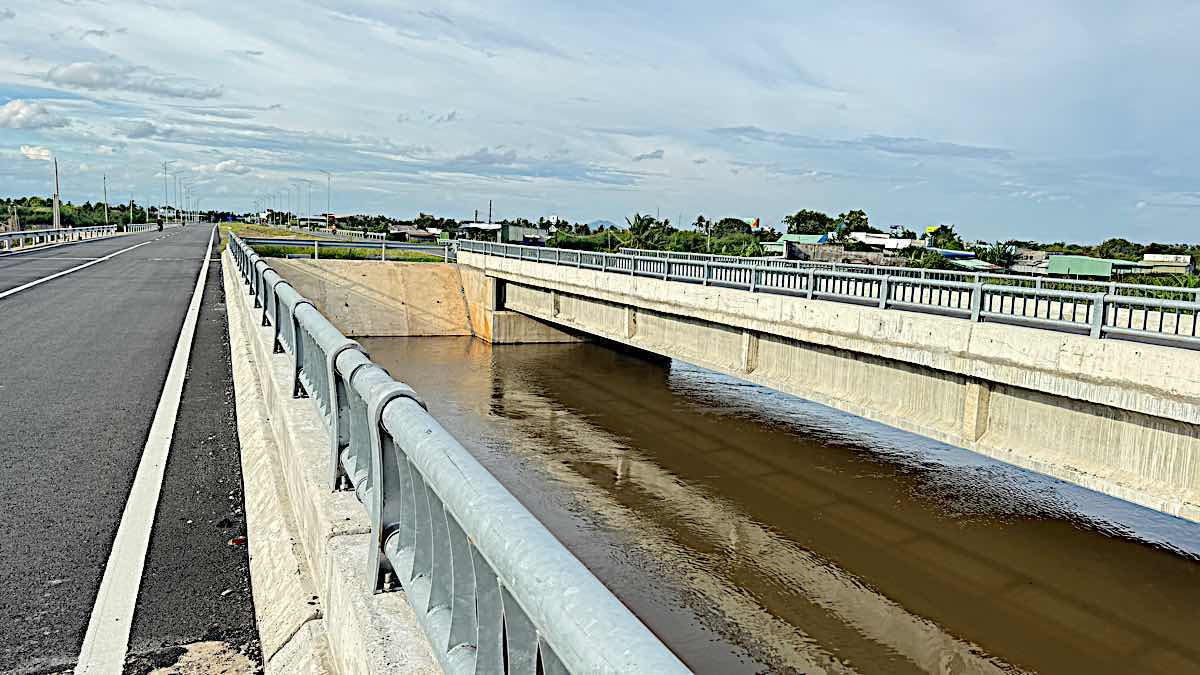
[589,219,619,230]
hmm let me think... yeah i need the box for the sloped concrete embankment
[222,250,440,674]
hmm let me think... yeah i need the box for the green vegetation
[250,244,442,262]
[2,196,150,228]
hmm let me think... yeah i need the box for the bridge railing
[617,246,1200,303]
[459,241,1200,349]
[242,236,453,261]
[228,233,687,675]
[0,225,119,250]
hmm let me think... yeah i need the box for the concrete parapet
[458,251,1200,522]
[223,250,441,674]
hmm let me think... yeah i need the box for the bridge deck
[0,227,260,673]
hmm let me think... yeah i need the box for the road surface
[0,226,261,673]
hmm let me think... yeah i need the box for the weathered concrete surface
[459,251,1200,522]
[271,259,471,337]
[460,264,584,344]
[224,251,441,674]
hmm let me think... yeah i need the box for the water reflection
[361,336,1200,675]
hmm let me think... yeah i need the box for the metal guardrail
[619,246,1200,303]
[243,237,454,262]
[228,234,686,674]
[0,225,118,251]
[460,241,1200,349]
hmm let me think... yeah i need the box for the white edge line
[74,225,217,674]
[0,240,155,301]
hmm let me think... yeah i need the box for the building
[1010,248,1050,276]
[1141,253,1195,275]
[764,233,828,258]
[1046,255,1145,279]
[847,231,925,250]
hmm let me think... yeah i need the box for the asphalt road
[0,226,261,673]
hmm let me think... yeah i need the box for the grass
[251,244,443,263]
[216,221,321,252]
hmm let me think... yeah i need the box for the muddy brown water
[359,336,1200,675]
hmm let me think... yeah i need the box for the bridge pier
[962,380,992,442]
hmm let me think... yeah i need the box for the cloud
[633,149,664,162]
[45,62,223,100]
[79,27,127,39]
[96,145,115,155]
[20,145,52,161]
[0,8,13,20]
[430,110,458,124]
[196,158,252,175]
[693,157,708,165]
[117,119,165,139]
[0,99,69,129]
[710,126,1011,161]
[226,49,264,59]
[1139,192,1200,209]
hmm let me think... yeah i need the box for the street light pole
[102,174,109,226]
[319,169,331,219]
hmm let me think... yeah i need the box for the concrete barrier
[222,249,440,674]
[459,251,1200,523]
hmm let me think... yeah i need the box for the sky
[2,0,1199,243]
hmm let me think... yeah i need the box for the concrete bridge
[456,242,1200,523]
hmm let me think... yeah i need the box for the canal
[360,336,1200,675]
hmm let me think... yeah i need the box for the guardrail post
[381,241,386,261]
[878,276,889,309]
[749,267,758,292]
[970,282,983,321]
[314,240,320,259]
[703,261,710,286]
[806,271,815,298]
[1090,293,1106,338]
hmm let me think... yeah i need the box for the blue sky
[2,1,1199,242]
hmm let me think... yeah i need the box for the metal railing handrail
[458,240,1200,349]
[228,233,687,674]
[617,246,1200,301]
[1,225,120,251]
[242,237,454,261]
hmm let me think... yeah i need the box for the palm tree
[623,213,667,250]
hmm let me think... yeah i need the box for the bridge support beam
[961,380,991,442]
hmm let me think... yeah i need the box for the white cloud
[0,99,68,129]
[196,158,252,175]
[96,145,116,155]
[45,62,223,100]
[0,8,13,21]
[20,145,52,161]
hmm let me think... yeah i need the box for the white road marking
[0,241,153,301]
[75,226,217,674]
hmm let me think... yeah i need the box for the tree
[974,241,1018,267]
[622,213,669,250]
[783,209,834,235]
[926,224,966,250]
[889,224,917,239]
[712,217,751,238]
[1096,237,1144,261]
[835,209,879,235]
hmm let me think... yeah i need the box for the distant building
[1141,253,1194,275]
[764,233,828,258]
[847,231,925,250]
[1047,255,1145,279]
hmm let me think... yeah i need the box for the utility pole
[103,174,109,226]
[487,199,492,224]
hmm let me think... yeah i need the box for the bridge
[3,226,1198,674]
[456,241,1200,522]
